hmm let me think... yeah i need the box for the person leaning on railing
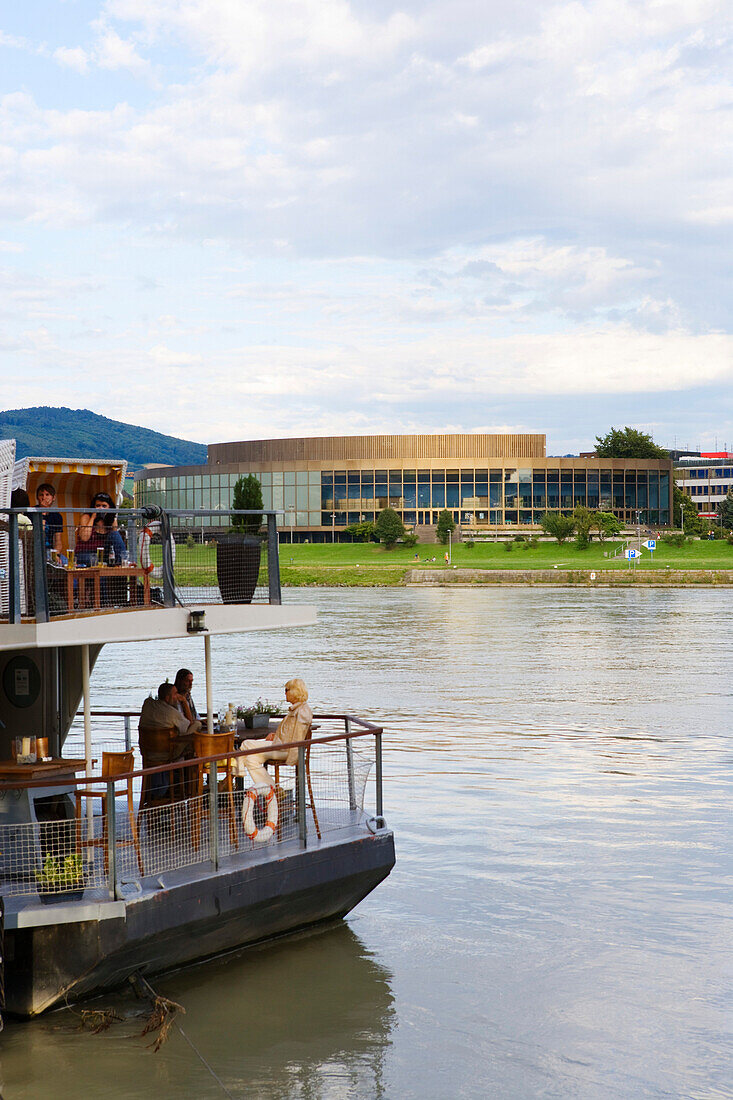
[237,678,313,789]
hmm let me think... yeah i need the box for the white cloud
[53,46,90,74]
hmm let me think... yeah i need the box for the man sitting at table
[237,678,313,789]
[139,683,201,795]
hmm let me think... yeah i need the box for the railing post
[123,715,131,752]
[345,718,356,812]
[8,513,21,624]
[208,758,219,870]
[31,514,49,623]
[375,731,383,819]
[160,511,176,607]
[297,746,307,848]
[106,779,117,900]
[266,513,281,605]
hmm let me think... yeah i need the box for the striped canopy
[12,455,127,552]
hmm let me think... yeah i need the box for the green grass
[166,539,733,587]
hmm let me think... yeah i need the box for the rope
[131,972,235,1099]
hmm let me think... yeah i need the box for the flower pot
[244,712,271,729]
[216,534,262,604]
[38,886,85,904]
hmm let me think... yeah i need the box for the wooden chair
[271,724,321,840]
[138,725,191,838]
[75,750,143,876]
[190,731,238,851]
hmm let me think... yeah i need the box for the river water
[1,587,731,1099]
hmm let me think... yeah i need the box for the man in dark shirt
[36,483,62,553]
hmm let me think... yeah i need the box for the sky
[0,0,731,455]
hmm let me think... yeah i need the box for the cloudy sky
[1,0,731,454]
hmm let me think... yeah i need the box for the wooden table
[0,758,88,783]
[64,565,151,610]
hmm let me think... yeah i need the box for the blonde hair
[285,678,308,703]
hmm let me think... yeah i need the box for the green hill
[0,407,206,470]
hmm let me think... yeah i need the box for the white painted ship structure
[0,445,394,1017]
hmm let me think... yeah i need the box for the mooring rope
[131,972,235,1100]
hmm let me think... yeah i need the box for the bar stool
[190,731,239,851]
[270,724,321,840]
[75,750,144,876]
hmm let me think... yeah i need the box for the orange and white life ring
[137,522,176,578]
[242,785,278,843]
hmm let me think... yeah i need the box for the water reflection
[0,587,729,1099]
[0,924,395,1100]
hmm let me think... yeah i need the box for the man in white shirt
[140,682,200,738]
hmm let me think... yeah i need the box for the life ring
[242,785,278,843]
[137,522,176,578]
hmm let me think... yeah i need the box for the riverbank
[405,567,733,586]
[276,540,733,586]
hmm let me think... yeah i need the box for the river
[1,587,731,1098]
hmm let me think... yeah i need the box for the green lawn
[166,538,733,587]
[277,538,733,584]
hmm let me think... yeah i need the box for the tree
[595,427,668,459]
[436,509,456,545]
[232,475,263,534]
[375,507,406,549]
[718,486,733,530]
[593,510,623,542]
[540,511,575,544]
[673,484,704,535]
[573,506,594,548]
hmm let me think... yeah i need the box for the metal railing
[0,507,281,623]
[0,717,385,902]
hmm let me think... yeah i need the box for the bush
[186,534,195,549]
[540,511,576,544]
[464,538,475,548]
[662,533,687,548]
[503,540,513,552]
[527,537,539,548]
[513,533,525,542]
[402,532,418,548]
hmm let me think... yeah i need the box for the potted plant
[237,699,283,730]
[36,853,85,903]
[217,475,263,604]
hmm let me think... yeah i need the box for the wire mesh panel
[0,817,108,898]
[168,515,272,606]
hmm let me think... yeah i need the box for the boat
[0,442,395,1018]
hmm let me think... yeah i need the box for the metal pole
[345,718,356,812]
[266,513,282,605]
[204,633,214,735]
[82,644,94,857]
[124,715,131,752]
[208,758,219,870]
[297,746,307,848]
[331,512,336,544]
[31,514,49,623]
[375,730,383,819]
[448,528,452,564]
[106,779,117,900]
[681,505,685,534]
[8,513,20,624]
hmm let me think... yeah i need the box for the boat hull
[4,828,395,1017]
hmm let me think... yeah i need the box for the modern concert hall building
[134,433,673,540]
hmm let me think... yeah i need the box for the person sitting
[139,683,201,796]
[36,483,63,554]
[237,678,313,789]
[174,668,198,724]
[75,492,126,566]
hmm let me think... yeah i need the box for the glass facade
[136,464,671,529]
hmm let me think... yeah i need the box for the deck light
[187,610,207,634]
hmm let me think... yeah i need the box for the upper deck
[0,506,314,649]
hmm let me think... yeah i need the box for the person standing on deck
[238,678,313,788]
